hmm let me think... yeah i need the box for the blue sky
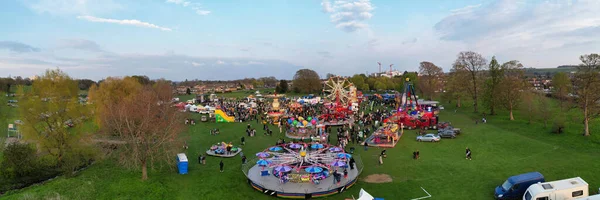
[0,0,599,80]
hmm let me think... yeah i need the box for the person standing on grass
[241,155,247,164]
[466,147,472,160]
[364,140,368,151]
[219,160,224,172]
[198,153,202,164]
[378,154,383,165]
[241,136,245,145]
[349,157,355,170]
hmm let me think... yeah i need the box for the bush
[552,118,565,134]
[0,143,39,179]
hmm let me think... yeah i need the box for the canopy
[256,152,270,158]
[305,166,323,173]
[330,160,346,167]
[337,153,352,159]
[274,165,292,172]
[289,143,302,149]
[257,159,271,166]
[311,144,324,149]
[329,147,342,152]
[269,146,283,151]
[358,189,375,200]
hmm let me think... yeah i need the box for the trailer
[523,177,589,200]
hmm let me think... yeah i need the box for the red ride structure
[384,78,438,130]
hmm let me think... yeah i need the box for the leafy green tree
[498,60,525,120]
[276,80,289,93]
[552,72,571,110]
[573,53,600,136]
[17,69,91,167]
[374,81,386,91]
[483,56,503,115]
[453,51,488,112]
[292,69,322,93]
[186,87,191,95]
[349,75,365,90]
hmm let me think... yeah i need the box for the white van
[575,194,600,200]
[523,177,588,200]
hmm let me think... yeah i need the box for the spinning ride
[206,142,242,157]
[384,78,438,130]
[244,142,360,199]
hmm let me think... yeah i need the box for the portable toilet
[176,153,188,174]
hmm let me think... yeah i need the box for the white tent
[184,104,192,111]
[358,188,375,200]
[190,105,198,112]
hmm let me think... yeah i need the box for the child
[343,168,348,179]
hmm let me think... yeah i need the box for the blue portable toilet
[176,153,188,174]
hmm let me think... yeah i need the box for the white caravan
[524,177,589,200]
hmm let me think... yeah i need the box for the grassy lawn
[2,96,600,199]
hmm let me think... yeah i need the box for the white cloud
[166,0,191,7]
[25,0,122,16]
[166,0,211,16]
[248,61,264,65]
[321,0,374,32]
[216,60,225,65]
[195,10,211,15]
[56,39,103,52]
[77,16,172,31]
[191,61,204,66]
[433,0,600,67]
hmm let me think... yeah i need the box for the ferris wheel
[323,76,352,104]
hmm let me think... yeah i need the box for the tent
[175,102,186,110]
[358,188,376,200]
[190,105,199,112]
[184,104,192,112]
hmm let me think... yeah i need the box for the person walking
[363,140,368,151]
[378,154,383,165]
[466,147,472,160]
[349,157,355,170]
[198,153,202,164]
[241,136,245,145]
[241,155,247,164]
[219,160,224,172]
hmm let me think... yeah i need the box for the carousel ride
[244,142,360,199]
[284,116,326,142]
[320,76,355,126]
[206,142,242,157]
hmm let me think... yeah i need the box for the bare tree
[417,61,443,100]
[445,69,470,108]
[453,51,487,112]
[573,53,600,136]
[552,72,571,111]
[498,60,525,120]
[92,79,184,180]
[538,93,552,128]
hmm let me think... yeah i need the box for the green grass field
[2,94,600,200]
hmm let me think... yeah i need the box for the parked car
[495,172,544,200]
[416,134,440,142]
[438,129,456,138]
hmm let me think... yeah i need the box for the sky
[0,0,599,81]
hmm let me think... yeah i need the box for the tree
[552,72,571,110]
[131,75,151,85]
[483,56,503,115]
[326,73,336,79]
[374,81,386,91]
[91,79,184,180]
[521,91,536,124]
[186,87,191,95]
[498,61,525,120]
[292,69,322,93]
[17,69,91,167]
[349,75,365,90]
[538,93,552,128]
[361,83,369,91]
[573,53,600,136]
[259,76,278,88]
[276,80,289,93]
[453,51,488,112]
[446,67,470,108]
[77,79,96,91]
[417,61,443,100]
